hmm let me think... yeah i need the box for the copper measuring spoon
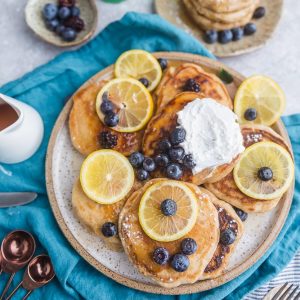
[6,254,55,300]
[0,230,36,300]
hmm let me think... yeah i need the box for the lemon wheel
[138,181,198,242]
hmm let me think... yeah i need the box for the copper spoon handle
[5,280,23,300]
[22,290,32,300]
[0,272,15,300]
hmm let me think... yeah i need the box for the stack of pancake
[182,0,259,30]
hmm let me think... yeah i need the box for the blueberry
[183,154,196,169]
[203,30,218,44]
[234,207,248,222]
[102,92,110,102]
[220,229,236,246]
[253,6,266,19]
[104,112,119,127]
[43,3,58,20]
[100,100,114,114]
[55,24,66,35]
[181,238,198,255]
[129,152,144,168]
[139,77,149,88]
[157,58,168,71]
[101,222,117,237]
[169,147,185,162]
[71,6,81,17]
[231,27,244,41]
[171,254,189,272]
[158,139,172,152]
[258,167,273,181]
[136,169,149,181]
[183,78,201,93]
[153,247,169,265]
[166,163,183,180]
[161,199,177,216]
[45,18,59,31]
[244,108,257,121]
[58,6,71,20]
[218,30,233,44]
[142,157,156,172]
[154,154,169,167]
[244,23,257,36]
[61,27,77,41]
[170,127,186,145]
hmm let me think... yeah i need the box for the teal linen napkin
[0,12,299,300]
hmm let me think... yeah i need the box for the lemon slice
[80,150,134,204]
[234,75,286,126]
[138,181,198,242]
[233,142,294,200]
[96,78,153,133]
[115,50,162,92]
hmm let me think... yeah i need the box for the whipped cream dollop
[177,98,244,174]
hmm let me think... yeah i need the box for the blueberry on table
[153,247,169,265]
[100,100,114,114]
[220,229,236,245]
[55,24,66,36]
[166,163,183,180]
[99,131,118,149]
[129,152,144,168]
[171,254,190,272]
[183,78,201,92]
[258,167,273,181]
[218,30,233,44]
[183,154,196,169]
[244,108,257,121]
[253,7,266,19]
[45,19,59,31]
[244,23,257,36]
[203,30,218,44]
[154,154,169,167]
[58,6,71,20]
[71,6,81,17]
[104,112,119,127]
[101,222,117,237]
[231,27,244,41]
[181,238,198,255]
[61,27,77,41]
[157,58,168,71]
[43,3,58,20]
[160,199,177,216]
[136,169,149,181]
[158,139,172,153]
[234,207,248,222]
[142,157,156,172]
[169,147,185,162]
[139,78,149,88]
[170,127,186,145]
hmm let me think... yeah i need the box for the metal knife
[0,193,38,208]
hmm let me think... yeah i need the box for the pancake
[205,125,292,213]
[72,179,142,251]
[143,92,240,185]
[155,63,233,112]
[69,79,143,156]
[119,179,219,288]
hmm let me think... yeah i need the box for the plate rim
[45,52,294,295]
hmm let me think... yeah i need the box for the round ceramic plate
[155,0,283,57]
[46,52,294,295]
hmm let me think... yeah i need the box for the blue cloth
[0,12,299,300]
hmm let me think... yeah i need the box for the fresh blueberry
[154,154,169,167]
[161,199,177,216]
[183,78,201,93]
[244,23,257,36]
[104,112,119,127]
[58,6,71,20]
[220,229,236,246]
[142,157,156,172]
[244,108,257,121]
[100,100,114,114]
[71,6,81,17]
[136,169,149,181]
[45,18,59,31]
[231,27,244,41]
[171,254,190,272]
[170,127,186,145]
[203,30,218,44]
[158,139,172,153]
[43,3,58,20]
[157,58,168,71]
[153,247,169,265]
[169,147,185,162]
[129,152,144,168]
[218,30,233,44]
[101,222,117,237]
[253,6,266,19]
[183,154,196,169]
[181,238,198,255]
[139,77,149,88]
[166,163,183,180]
[258,167,273,181]
[234,207,248,222]
[61,27,77,41]
[102,92,110,102]
[55,24,66,35]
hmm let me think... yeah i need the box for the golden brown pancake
[205,125,292,213]
[143,92,240,185]
[119,179,219,288]
[69,80,143,156]
[155,63,233,111]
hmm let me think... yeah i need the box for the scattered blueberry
[166,163,183,180]
[183,154,196,169]
[100,100,114,114]
[169,147,185,162]
[218,30,233,44]
[142,157,156,172]
[220,229,236,246]
[46,18,59,31]
[101,222,117,237]
[181,238,198,255]
[183,78,201,93]
[244,108,257,121]
[161,199,177,216]
[55,24,66,35]
[154,154,169,167]
[253,6,266,19]
[70,6,81,17]
[43,3,58,20]
[232,27,244,41]
[58,6,71,20]
[129,152,144,168]
[136,169,149,181]
[203,30,218,44]
[139,77,149,88]
[244,23,257,36]
[104,112,119,127]
[234,207,248,222]
[157,58,168,71]
[102,92,110,102]
[258,167,273,181]
[171,254,190,272]
[153,247,169,265]
[61,27,77,41]
[158,139,172,153]
[170,127,186,145]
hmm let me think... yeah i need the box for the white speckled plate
[46,52,294,295]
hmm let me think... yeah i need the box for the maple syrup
[0,102,19,131]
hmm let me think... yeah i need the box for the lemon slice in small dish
[234,75,286,126]
[138,180,198,242]
[80,150,134,204]
[233,141,294,200]
[115,50,162,92]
